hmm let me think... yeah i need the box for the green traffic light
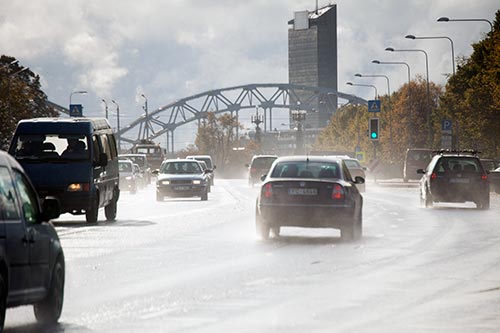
[371,132,377,139]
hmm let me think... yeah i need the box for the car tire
[255,208,270,240]
[34,256,64,325]
[85,196,99,223]
[271,226,280,237]
[156,192,163,202]
[104,191,118,222]
[201,190,208,201]
[341,206,362,242]
[424,188,433,208]
[0,274,6,331]
[477,196,490,210]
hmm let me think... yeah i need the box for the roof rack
[432,149,481,156]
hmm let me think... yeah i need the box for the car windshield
[12,134,90,161]
[435,157,482,173]
[121,155,146,167]
[160,161,202,174]
[270,161,340,179]
[119,162,132,172]
[344,159,361,168]
[252,157,277,168]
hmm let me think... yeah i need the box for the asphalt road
[4,179,500,332]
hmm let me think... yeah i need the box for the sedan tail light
[331,184,345,200]
[430,172,437,180]
[481,174,488,181]
[263,183,273,198]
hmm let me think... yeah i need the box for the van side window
[107,134,118,159]
[100,134,111,161]
[0,167,20,220]
[93,135,101,165]
[12,169,40,224]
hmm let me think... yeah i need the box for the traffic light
[369,118,379,140]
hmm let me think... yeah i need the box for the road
[4,179,500,332]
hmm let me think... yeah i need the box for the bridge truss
[118,83,366,153]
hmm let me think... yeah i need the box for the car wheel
[271,226,280,237]
[255,208,270,240]
[353,205,363,241]
[34,256,64,324]
[0,274,6,331]
[476,196,490,210]
[85,196,99,223]
[104,191,118,222]
[424,188,433,208]
[201,190,208,201]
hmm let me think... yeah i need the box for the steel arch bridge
[116,83,367,153]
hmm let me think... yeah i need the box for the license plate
[174,186,190,191]
[450,178,469,184]
[288,188,318,196]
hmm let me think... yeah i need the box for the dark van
[8,118,120,223]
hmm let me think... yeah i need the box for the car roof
[164,158,201,163]
[252,155,278,158]
[274,155,342,163]
[119,153,147,157]
[186,155,212,159]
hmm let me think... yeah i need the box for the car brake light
[481,174,488,181]
[263,183,273,198]
[431,172,437,180]
[331,184,344,200]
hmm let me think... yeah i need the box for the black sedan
[255,156,364,241]
[155,159,210,201]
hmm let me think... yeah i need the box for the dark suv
[417,150,490,209]
[0,150,64,329]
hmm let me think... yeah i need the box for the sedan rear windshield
[271,161,341,179]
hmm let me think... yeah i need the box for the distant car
[480,158,499,172]
[155,159,210,201]
[326,156,366,192]
[0,150,64,330]
[246,155,278,187]
[119,153,151,184]
[417,150,489,209]
[197,160,212,192]
[403,148,433,182]
[489,166,500,194]
[255,156,364,241]
[118,160,138,194]
[186,155,215,185]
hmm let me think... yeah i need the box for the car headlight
[192,180,201,185]
[67,183,90,192]
[161,180,170,185]
[125,176,132,180]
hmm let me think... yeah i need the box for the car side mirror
[245,164,250,168]
[354,176,365,184]
[416,169,425,174]
[152,169,159,175]
[40,197,60,222]
[260,174,267,182]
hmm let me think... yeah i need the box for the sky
[1,0,498,149]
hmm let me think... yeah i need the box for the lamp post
[69,90,87,106]
[437,16,493,31]
[372,59,413,146]
[101,99,108,119]
[141,94,149,139]
[111,100,121,151]
[405,34,455,76]
[346,81,378,99]
[354,73,392,148]
[386,47,432,145]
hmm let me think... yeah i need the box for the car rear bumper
[259,203,355,228]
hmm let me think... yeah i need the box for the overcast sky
[1,0,498,147]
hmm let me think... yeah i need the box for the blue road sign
[69,104,83,117]
[368,100,381,112]
[442,119,452,131]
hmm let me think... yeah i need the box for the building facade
[288,5,338,129]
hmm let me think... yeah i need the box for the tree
[0,55,57,148]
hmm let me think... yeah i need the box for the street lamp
[101,99,108,119]
[346,81,378,99]
[386,46,431,145]
[69,90,87,106]
[405,34,455,76]
[372,59,413,146]
[141,94,149,138]
[437,16,493,31]
[111,100,121,151]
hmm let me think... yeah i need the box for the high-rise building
[288,4,337,128]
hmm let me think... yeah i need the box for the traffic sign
[69,104,83,117]
[368,100,381,113]
[442,119,452,131]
